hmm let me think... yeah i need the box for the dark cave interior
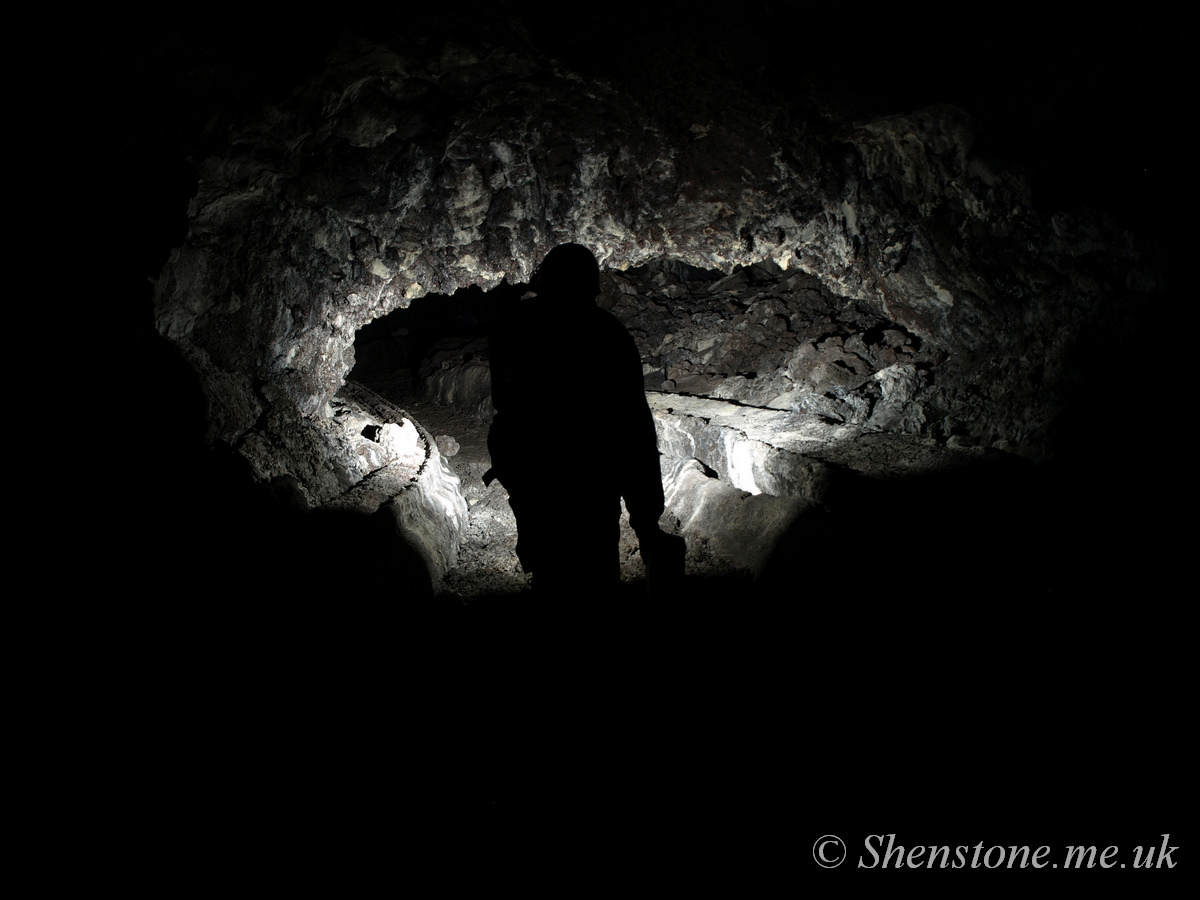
[81,5,1185,848]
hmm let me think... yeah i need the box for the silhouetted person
[486,243,682,597]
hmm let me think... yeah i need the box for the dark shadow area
[335,244,1184,823]
[82,228,705,822]
[80,318,472,841]
[746,445,1183,829]
[90,236,1181,848]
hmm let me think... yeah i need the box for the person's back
[487,244,675,595]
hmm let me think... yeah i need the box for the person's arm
[613,323,665,533]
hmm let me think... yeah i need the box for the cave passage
[335,256,1047,601]
[347,278,515,413]
[76,6,1190,838]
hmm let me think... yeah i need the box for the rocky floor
[398,395,530,600]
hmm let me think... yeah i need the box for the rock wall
[320,410,469,590]
[148,14,1162,502]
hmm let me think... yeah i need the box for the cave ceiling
[110,6,1172,502]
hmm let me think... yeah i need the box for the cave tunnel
[88,6,1185,837]
[340,256,1075,606]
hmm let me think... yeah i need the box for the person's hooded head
[530,243,600,307]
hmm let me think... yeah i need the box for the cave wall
[67,7,1185,834]
[146,12,1164,503]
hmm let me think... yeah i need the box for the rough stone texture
[648,391,992,491]
[650,394,834,499]
[607,260,946,429]
[418,337,493,414]
[350,370,999,585]
[661,457,810,579]
[320,412,468,590]
[145,14,1165,504]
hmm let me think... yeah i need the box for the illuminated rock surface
[83,4,1184,838]
[145,12,1163,512]
[128,9,1171,596]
